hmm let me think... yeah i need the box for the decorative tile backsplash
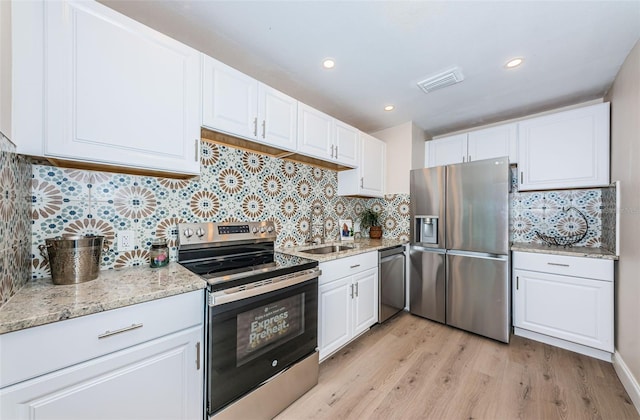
[509,166,604,248]
[25,144,616,280]
[31,142,411,278]
[0,132,32,305]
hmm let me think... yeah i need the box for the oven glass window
[236,294,305,367]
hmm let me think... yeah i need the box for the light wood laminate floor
[277,312,638,420]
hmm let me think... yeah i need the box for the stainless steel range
[177,221,320,420]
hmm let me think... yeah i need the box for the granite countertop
[280,238,407,262]
[0,263,207,335]
[511,242,618,260]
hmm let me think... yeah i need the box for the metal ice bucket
[38,235,107,285]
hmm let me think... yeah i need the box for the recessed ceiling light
[322,58,335,69]
[384,105,395,111]
[505,57,524,69]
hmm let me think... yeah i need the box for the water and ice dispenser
[415,216,438,245]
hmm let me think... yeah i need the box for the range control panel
[177,221,277,247]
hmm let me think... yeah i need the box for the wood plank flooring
[276,312,638,420]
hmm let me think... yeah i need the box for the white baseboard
[613,351,640,416]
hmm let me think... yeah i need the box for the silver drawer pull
[547,262,570,267]
[350,264,360,269]
[98,323,143,339]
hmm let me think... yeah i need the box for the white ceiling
[101,1,640,137]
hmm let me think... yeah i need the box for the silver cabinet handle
[335,144,338,158]
[196,342,201,370]
[516,276,519,290]
[354,282,359,297]
[547,262,570,267]
[262,120,266,138]
[330,144,335,158]
[520,172,523,184]
[194,139,199,162]
[463,156,465,163]
[468,155,472,162]
[360,177,364,188]
[98,323,143,339]
[253,117,258,137]
[350,264,360,269]
[349,284,354,299]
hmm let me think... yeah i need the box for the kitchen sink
[301,245,355,255]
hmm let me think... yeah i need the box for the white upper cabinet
[426,134,467,167]
[36,0,201,175]
[202,57,258,140]
[426,123,517,168]
[517,102,610,191]
[338,133,385,197]
[334,120,359,167]
[202,56,297,151]
[258,84,298,150]
[297,103,359,168]
[297,102,334,158]
[467,123,517,163]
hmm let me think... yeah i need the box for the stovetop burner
[177,221,318,291]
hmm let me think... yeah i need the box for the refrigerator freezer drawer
[409,247,446,323]
[446,253,510,343]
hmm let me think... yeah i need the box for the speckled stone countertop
[511,243,618,260]
[0,264,207,335]
[279,238,407,262]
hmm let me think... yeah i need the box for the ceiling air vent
[417,67,464,94]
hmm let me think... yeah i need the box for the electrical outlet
[117,230,135,251]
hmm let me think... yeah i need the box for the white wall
[605,40,640,413]
[373,121,425,194]
[0,0,11,139]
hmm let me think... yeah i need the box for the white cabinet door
[352,268,378,337]
[337,133,385,197]
[297,103,333,160]
[0,326,203,420]
[318,277,352,361]
[44,1,201,175]
[359,133,386,197]
[517,102,610,190]
[258,84,297,151]
[202,55,258,140]
[467,123,517,163]
[426,134,467,167]
[334,120,359,167]
[513,269,613,352]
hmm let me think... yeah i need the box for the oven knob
[252,227,258,234]
[260,227,266,233]
[267,226,274,233]
[272,360,278,367]
[195,228,205,238]
[184,228,194,238]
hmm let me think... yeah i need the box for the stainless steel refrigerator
[409,157,510,343]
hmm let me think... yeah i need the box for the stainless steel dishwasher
[379,245,406,323]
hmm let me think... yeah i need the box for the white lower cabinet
[1,327,202,420]
[318,252,378,361]
[512,252,614,360]
[0,291,204,420]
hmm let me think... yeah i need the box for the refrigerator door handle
[410,245,446,254]
[445,250,508,261]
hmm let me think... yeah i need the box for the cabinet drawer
[512,251,613,281]
[0,290,203,388]
[319,252,377,285]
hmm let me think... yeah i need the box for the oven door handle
[208,268,320,307]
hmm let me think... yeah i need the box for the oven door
[207,270,318,415]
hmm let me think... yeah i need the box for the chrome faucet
[307,204,325,244]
